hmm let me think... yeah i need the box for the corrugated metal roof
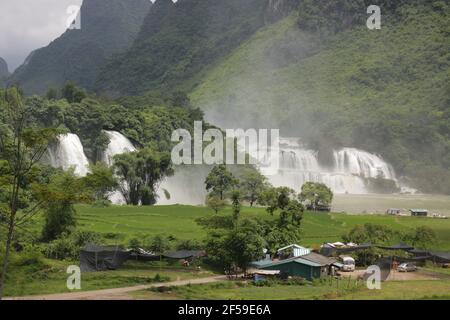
[301,252,337,266]
[259,257,323,269]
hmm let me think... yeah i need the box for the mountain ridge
[7,0,152,95]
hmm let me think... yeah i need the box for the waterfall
[101,130,136,166]
[264,138,401,194]
[47,133,90,177]
[99,131,136,205]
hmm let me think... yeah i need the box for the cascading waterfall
[47,133,90,177]
[100,131,136,205]
[101,131,136,166]
[266,138,399,194]
[47,132,410,205]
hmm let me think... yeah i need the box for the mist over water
[46,130,412,207]
[268,138,398,194]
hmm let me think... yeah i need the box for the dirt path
[6,275,228,300]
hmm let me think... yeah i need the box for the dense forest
[191,0,450,193]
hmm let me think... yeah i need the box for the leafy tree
[204,218,265,275]
[279,200,304,227]
[205,194,226,214]
[263,223,302,255]
[0,88,58,299]
[299,182,333,210]
[403,226,436,249]
[61,81,86,103]
[259,187,295,215]
[45,88,58,100]
[83,163,118,201]
[205,165,238,200]
[114,148,174,205]
[239,168,269,206]
[231,190,241,225]
[342,223,394,244]
[38,169,92,241]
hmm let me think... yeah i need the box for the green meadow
[61,205,450,250]
[5,204,450,297]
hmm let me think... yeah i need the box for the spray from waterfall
[47,133,90,177]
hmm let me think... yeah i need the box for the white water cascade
[100,131,137,205]
[266,138,398,194]
[101,130,137,166]
[47,133,90,177]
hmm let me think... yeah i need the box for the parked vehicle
[341,257,356,272]
[397,263,417,272]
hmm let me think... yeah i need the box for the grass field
[4,259,216,297]
[5,204,450,297]
[131,279,450,300]
[69,204,450,250]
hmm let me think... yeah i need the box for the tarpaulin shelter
[163,250,205,260]
[377,243,415,251]
[80,244,131,272]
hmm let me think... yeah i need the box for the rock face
[265,0,299,23]
[8,0,151,95]
[0,57,9,78]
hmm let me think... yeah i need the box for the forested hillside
[191,0,450,193]
[7,0,151,95]
[95,0,272,97]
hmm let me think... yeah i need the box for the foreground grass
[4,260,216,297]
[132,279,450,300]
[5,204,450,297]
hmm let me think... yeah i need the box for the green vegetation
[133,279,450,300]
[95,0,268,97]
[191,2,450,194]
[114,148,174,205]
[300,182,333,210]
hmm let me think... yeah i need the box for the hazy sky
[0,0,83,72]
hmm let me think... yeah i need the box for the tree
[279,200,304,227]
[342,223,393,244]
[0,88,58,299]
[403,226,436,249]
[205,165,238,200]
[259,187,295,215]
[114,148,174,205]
[83,163,118,202]
[45,88,58,100]
[61,81,86,103]
[38,169,92,241]
[299,182,333,210]
[239,168,268,206]
[205,194,226,214]
[231,190,241,225]
[147,235,172,254]
[204,218,265,275]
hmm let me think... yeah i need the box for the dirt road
[6,275,227,300]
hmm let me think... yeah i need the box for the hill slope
[190,2,450,193]
[95,0,278,97]
[8,0,151,95]
[0,57,8,87]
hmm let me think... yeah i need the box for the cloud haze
[0,0,83,72]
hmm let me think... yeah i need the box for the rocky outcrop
[0,57,9,78]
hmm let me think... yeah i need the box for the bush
[44,231,102,260]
